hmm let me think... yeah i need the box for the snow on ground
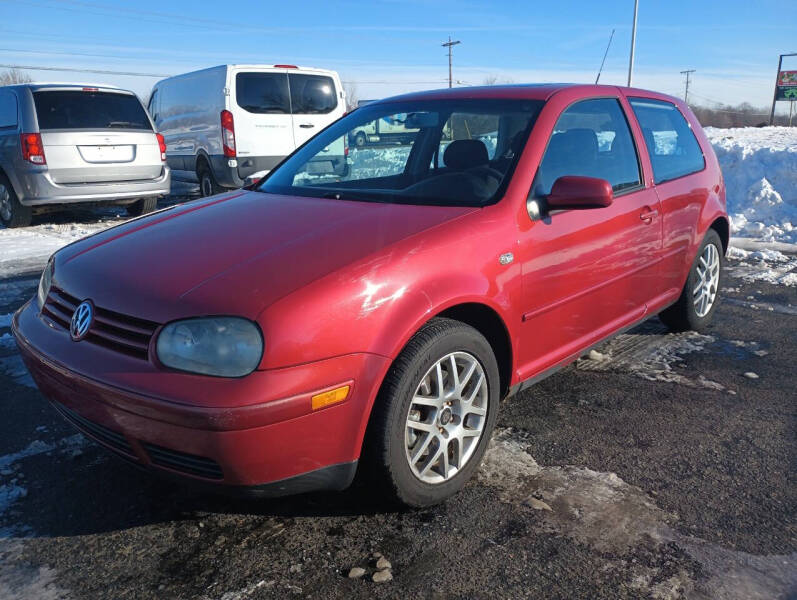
[705,126,797,244]
[0,215,126,279]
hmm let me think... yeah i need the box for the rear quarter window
[628,98,705,184]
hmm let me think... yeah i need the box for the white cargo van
[149,64,346,196]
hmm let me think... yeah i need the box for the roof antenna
[595,28,615,84]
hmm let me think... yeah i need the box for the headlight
[156,317,263,377]
[37,257,54,310]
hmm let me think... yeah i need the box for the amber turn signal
[311,385,350,411]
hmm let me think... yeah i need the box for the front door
[516,97,662,381]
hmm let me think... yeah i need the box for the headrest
[444,139,489,170]
[547,128,598,165]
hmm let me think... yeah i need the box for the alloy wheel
[693,242,720,317]
[405,351,489,484]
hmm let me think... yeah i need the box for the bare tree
[343,82,359,111]
[689,102,790,128]
[0,68,32,86]
[482,75,514,86]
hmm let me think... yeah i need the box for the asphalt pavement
[0,256,794,599]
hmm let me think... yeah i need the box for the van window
[628,98,705,184]
[289,74,337,114]
[0,93,17,128]
[236,73,290,114]
[33,91,152,130]
[534,98,641,196]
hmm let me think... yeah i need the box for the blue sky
[4,0,797,112]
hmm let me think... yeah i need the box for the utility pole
[442,36,461,88]
[627,0,639,86]
[680,69,695,104]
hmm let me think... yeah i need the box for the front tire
[362,318,500,507]
[0,174,32,228]
[660,229,724,332]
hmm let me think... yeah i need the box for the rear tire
[660,229,724,332]
[0,174,32,228]
[197,162,222,197]
[361,318,500,507]
[125,197,158,217]
[354,131,367,148]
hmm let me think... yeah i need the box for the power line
[0,63,171,77]
[1,63,447,85]
[442,36,461,89]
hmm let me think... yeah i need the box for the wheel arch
[435,302,513,400]
[709,215,730,254]
[194,150,211,174]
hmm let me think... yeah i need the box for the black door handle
[299,123,315,128]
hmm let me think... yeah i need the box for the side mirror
[547,176,613,210]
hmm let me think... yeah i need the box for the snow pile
[706,127,797,243]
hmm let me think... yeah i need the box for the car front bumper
[16,167,171,207]
[12,300,390,495]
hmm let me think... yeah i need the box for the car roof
[375,83,681,105]
[4,83,134,95]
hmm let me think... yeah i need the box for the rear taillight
[156,133,167,161]
[344,134,349,157]
[21,133,46,165]
[220,110,236,158]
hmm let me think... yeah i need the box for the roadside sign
[776,70,797,100]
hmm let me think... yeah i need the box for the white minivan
[149,64,347,196]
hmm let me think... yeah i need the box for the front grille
[54,403,136,457]
[42,286,159,360]
[142,442,224,480]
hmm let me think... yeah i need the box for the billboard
[776,70,797,101]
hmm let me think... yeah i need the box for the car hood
[55,190,477,322]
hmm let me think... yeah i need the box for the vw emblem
[70,300,94,341]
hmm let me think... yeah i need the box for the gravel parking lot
[0,203,794,599]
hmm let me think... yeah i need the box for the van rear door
[232,71,295,163]
[288,72,343,147]
[33,90,162,184]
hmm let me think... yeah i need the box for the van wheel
[362,318,500,507]
[126,197,158,217]
[660,229,724,333]
[197,163,221,197]
[0,175,32,228]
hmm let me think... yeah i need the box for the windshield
[33,91,152,131]
[260,98,543,206]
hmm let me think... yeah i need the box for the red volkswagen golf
[13,84,727,506]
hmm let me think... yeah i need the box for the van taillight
[220,110,236,158]
[21,133,46,165]
[156,133,167,161]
